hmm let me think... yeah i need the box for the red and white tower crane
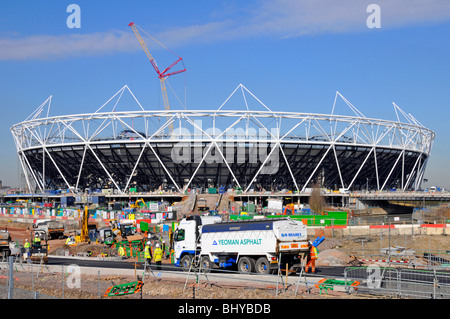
[128,22,186,134]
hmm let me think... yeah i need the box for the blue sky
[0,0,449,189]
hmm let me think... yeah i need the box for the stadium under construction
[9,22,437,211]
[10,84,435,199]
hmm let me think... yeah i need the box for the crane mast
[129,22,186,135]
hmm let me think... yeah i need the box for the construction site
[0,186,449,300]
[3,21,449,301]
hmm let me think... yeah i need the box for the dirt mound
[47,238,115,257]
[316,249,351,266]
[68,243,113,257]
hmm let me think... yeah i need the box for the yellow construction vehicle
[130,198,146,209]
[80,206,89,242]
[30,229,48,263]
[75,206,97,244]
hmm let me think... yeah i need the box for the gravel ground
[2,270,376,300]
[2,219,448,299]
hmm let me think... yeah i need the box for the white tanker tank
[173,216,309,274]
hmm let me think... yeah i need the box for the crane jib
[160,57,186,77]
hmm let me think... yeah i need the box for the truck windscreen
[174,229,185,241]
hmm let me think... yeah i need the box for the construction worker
[32,233,41,248]
[161,240,166,259]
[144,241,153,269]
[153,243,163,270]
[118,245,125,258]
[24,239,31,259]
[164,241,170,259]
[65,234,75,246]
[305,241,318,274]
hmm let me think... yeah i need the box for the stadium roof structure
[11,84,435,194]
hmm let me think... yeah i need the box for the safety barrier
[1,253,449,299]
[344,266,450,299]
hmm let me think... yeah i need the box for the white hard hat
[156,243,160,248]
[146,241,151,245]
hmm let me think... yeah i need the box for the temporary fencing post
[142,257,156,284]
[285,263,289,288]
[275,251,288,296]
[433,268,437,299]
[196,256,211,289]
[294,254,310,297]
[183,257,193,292]
[15,255,25,272]
[29,259,34,295]
[7,256,13,299]
[98,270,101,299]
[61,265,64,299]
[331,219,334,237]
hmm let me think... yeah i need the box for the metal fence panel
[345,266,450,299]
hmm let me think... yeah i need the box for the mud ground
[1,220,448,299]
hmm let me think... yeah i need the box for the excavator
[130,198,146,209]
[80,206,89,242]
[73,206,97,244]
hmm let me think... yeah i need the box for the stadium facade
[10,84,435,194]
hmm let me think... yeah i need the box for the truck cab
[173,215,220,269]
[33,220,65,240]
[197,198,208,211]
[0,230,11,258]
[99,227,115,245]
[119,223,136,238]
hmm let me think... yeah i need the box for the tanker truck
[34,220,65,240]
[173,216,309,274]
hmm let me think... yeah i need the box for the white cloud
[1,0,449,61]
[228,0,450,38]
[0,30,137,60]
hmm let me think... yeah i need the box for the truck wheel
[237,257,255,274]
[255,257,271,274]
[180,255,193,272]
[200,256,212,273]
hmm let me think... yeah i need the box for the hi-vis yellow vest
[310,246,318,259]
[153,248,163,262]
[144,246,151,259]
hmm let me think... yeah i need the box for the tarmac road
[47,256,348,280]
[47,256,450,287]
